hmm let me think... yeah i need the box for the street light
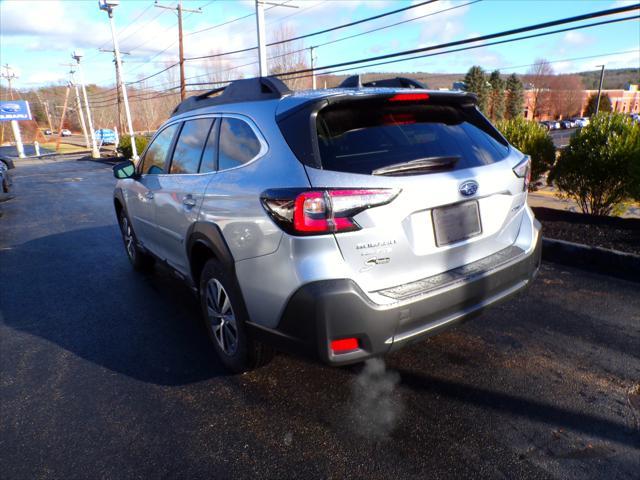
[98,0,138,160]
[72,50,100,158]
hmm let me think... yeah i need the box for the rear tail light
[512,155,531,191]
[261,188,400,236]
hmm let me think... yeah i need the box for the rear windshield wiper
[372,156,460,176]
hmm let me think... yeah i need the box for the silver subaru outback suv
[113,76,541,373]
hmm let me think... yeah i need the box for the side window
[141,123,179,175]
[199,119,219,173]
[170,118,213,174]
[218,117,261,170]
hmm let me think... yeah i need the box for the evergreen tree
[505,73,525,119]
[488,70,505,121]
[584,93,612,116]
[464,66,489,113]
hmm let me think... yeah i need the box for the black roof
[171,77,292,117]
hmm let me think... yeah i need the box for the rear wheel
[199,258,274,373]
[118,209,154,271]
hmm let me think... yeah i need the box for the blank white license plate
[432,201,482,246]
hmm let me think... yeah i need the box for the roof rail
[338,75,428,89]
[171,76,292,117]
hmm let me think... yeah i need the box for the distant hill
[575,68,639,90]
[319,68,639,91]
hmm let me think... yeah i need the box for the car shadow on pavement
[396,369,639,448]
[0,225,228,385]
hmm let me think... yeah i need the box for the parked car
[96,128,117,145]
[560,119,573,129]
[61,129,72,137]
[539,121,551,131]
[112,76,542,372]
[43,129,52,135]
[574,117,588,128]
[0,155,15,193]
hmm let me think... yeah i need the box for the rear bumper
[248,222,542,365]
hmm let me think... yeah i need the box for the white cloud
[404,0,472,44]
[562,31,593,46]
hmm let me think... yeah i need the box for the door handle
[183,195,197,208]
[145,191,154,200]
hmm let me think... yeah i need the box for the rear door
[125,123,180,254]
[152,117,217,273]
[306,95,527,292]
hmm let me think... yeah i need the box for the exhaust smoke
[349,358,403,440]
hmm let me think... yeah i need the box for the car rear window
[315,100,509,175]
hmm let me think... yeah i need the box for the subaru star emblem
[459,180,479,197]
[0,103,21,113]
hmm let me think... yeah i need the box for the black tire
[199,258,274,373]
[118,209,154,271]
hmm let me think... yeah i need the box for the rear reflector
[389,93,429,102]
[330,338,359,354]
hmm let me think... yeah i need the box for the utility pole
[256,1,268,77]
[100,1,141,160]
[254,2,297,78]
[35,91,55,134]
[55,84,71,152]
[595,64,606,115]
[70,71,90,150]
[310,46,317,89]
[99,48,130,134]
[155,0,202,101]
[1,64,26,158]
[72,51,100,158]
[61,62,91,150]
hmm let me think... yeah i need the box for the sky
[0,0,638,91]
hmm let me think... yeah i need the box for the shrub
[548,113,640,215]
[118,135,149,160]
[495,117,556,190]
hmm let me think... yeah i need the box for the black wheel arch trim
[186,221,236,278]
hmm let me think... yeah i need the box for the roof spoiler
[171,76,292,116]
[338,75,428,89]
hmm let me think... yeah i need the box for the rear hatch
[276,91,529,296]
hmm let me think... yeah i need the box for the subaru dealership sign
[0,100,32,121]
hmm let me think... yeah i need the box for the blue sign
[96,128,117,145]
[0,100,32,122]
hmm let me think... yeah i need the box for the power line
[282,16,640,80]
[274,4,640,78]
[281,15,640,82]
[184,0,438,61]
[269,0,438,46]
[186,0,291,37]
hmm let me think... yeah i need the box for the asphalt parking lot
[1,158,638,479]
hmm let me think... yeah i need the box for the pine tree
[584,93,612,116]
[488,70,505,121]
[464,66,489,113]
[505,73,525,119]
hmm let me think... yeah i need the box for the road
[1,158,638,479]
[549,127,578,148]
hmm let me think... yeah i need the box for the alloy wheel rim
[205,278,238,356]
[121,216,136,260]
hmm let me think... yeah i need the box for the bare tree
[203,51,237,87]
[268,24,311,90]
[549,75,585,118]
[524,59,555,119]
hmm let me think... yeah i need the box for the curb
[542,237,640,282]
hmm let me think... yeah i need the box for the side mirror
[113,160,136,180]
